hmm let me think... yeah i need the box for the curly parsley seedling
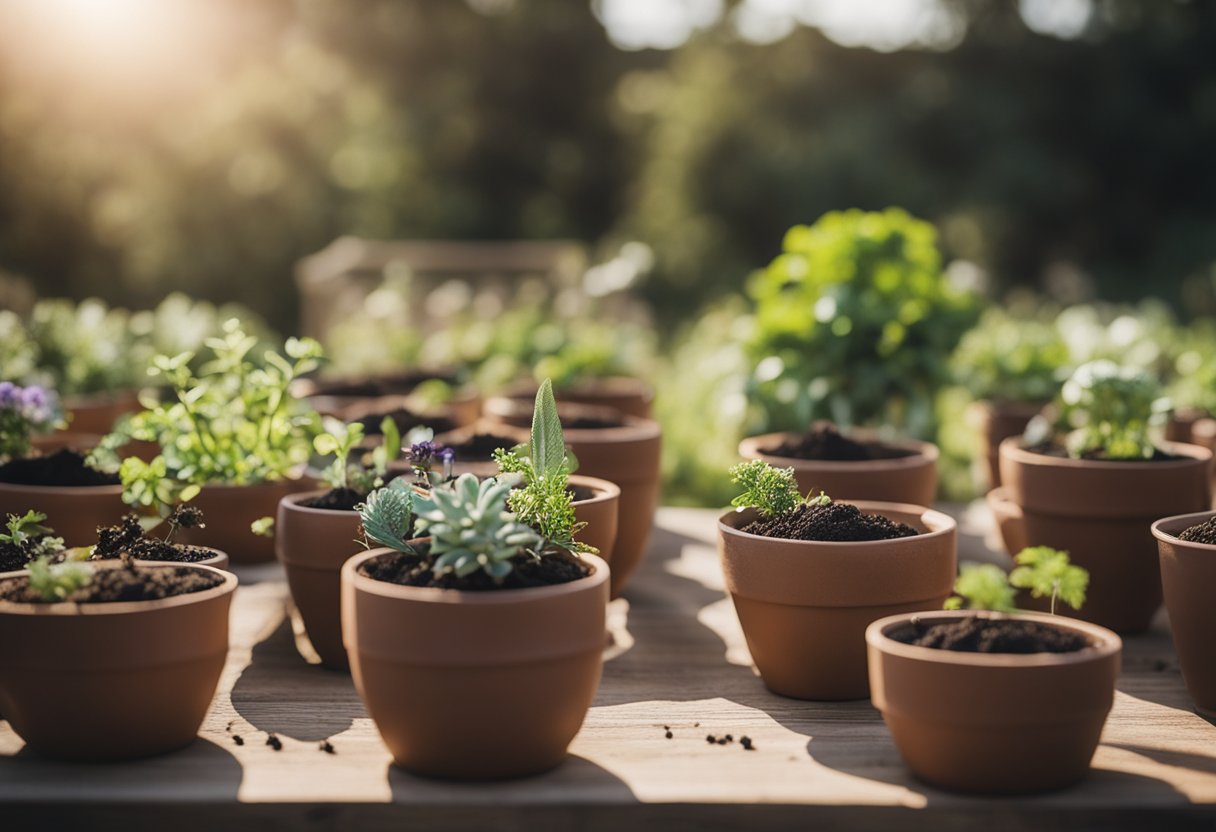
[944,563,1018,612]
[1009,546,1088,615]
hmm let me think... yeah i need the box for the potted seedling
[0,549,236,760]
[951,307,1070,489]
[988,360,1211,632]
[1151,512,1216,718]
[717,460,956,700]
[492,380,620,570]
[276,415,405,669]
[738,421,939,507]
[867,551,1121,794]
[0,383,125,545]
[483,396,659,597]
[92,320,324,564]
[342,469,609,779]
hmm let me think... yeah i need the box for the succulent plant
[415,473,542,580]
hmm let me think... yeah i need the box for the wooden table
[3,505,1215,830]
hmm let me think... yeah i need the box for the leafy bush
[746,208,979,438]
[951,306,1070,403]
[1047,360,1170,460]
[946,547,1088,614]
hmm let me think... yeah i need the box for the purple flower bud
[408,441,435,466]
[0,381,18,408]
[437,447,455,463]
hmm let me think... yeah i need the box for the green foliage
[746,209,979,438]
[26,555,92,602]
[0,510,64,562]
[944,563,1018,613]
[729,460,803,519]
[415,474,543,581]
[0,383,63,459]
[314,417,366,492]
[358,479,424,555]
[951,307,1070,403]
[1009,546,1089,615]
[250,517,275,538]
[99,320,324,511]
[1055,360,1170,460]
[493,378,591,553]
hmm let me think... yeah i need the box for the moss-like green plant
[944,563,1018,612]
[26,555,92,602]
[1009,546,1088,615]
[728,460,804,518]
[1052,360,1170,460]
[493,378,591,553]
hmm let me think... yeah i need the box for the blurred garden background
[3,0,1216,505]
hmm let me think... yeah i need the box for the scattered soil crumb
[266,733,283,751]
[319,740,336,754]
[740,736,755,751]
[232,735,244,746]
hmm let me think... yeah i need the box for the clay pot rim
[0,480,123,497]
[91,545,229,570]
[866,609,1122,668]
[499,375,654,400]
[567,474,621,507]
[0,561,237,616]
[190,477,305,494]
[1151,511,1216,551]
[483,399,661,442]
[718,501,955,548]
[344,547,609,606]
[61,389,142,407]
[998,437,1213,471]
[280,488,360,517]
[738,431,939,473]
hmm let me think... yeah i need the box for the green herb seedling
[944,563,1018,612]
[314,416,366,492]
[1009,546,1089,615]
[26,555,92,602]
[0,510,66,563]
[493,378,594,554]
[729,460,802,518]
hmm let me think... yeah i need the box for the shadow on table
[0,736,242,800]
[387,753,637,805]
[229,616,366,742]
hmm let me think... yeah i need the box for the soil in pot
[889,616,1089,653]
[0,562,223,603]
[0,534,64,573]
[762,422,915,462]
[740,501,918,542]
[1023,442,1183,462]
[359,546,590,592]
[442,432,522,462]
[0,449,119,487]
[1177,517,1216,544]
[89,513,217,565]
[299,487,367,512]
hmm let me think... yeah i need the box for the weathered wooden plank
[1,504,1214,830]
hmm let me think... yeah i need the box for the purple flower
[0,381,18,409]
[437,447,455,464]
[407,441,436,466]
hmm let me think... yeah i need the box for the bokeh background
[3,0,1216,504]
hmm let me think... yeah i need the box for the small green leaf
[530,378,566,479]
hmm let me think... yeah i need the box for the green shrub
[951,306,1070,404]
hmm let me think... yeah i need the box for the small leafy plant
[91,320,324,514]
[946,547,1088,615]
[0,382,63,459]
[26,555,93,602]
[0,510,66,566]
[493,378,593,553]
[729,459,831,519]
[951,307,1070,404]
[314,415,401,495]
[1035,360,1171,460]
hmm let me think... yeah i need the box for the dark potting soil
[890,616,1090,654]
[0,539,65,573]
[357,408,457,437]
[301,487,366,512]
[1023,442,1181,462]
[562,414,625,430]
[0,563,223,603]
[358,546,590,591]
[763,422,915,462]
[0,449,120,487]
[90,513,215,564]
[1178,517,1216,545]
[741,501,918,542]
[444,432,520,461]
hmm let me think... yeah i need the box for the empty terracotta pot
[0,562,236,761]
[178,479,313,565]
[496,376,654,420]
[717,503,957,700]
[867,610,1121,794]
[0,482,126,547]
[738,431,938,507]
[994,438,1212,633]
[483,401,661,598]
[1151,512,1216,718]
[61,390,141,436]
[342,549,609,779]
[276,490,368,669]
[971,400,1044,489]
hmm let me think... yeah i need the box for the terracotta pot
[717,503,957,700]
[61,390,141,436]
[971,400,1044,489]
[1166,408,1209,444]
[31,432,104,455]
[738,431,938,507]
[297,373,480,428]
[482,401,661,598]
[0,482,126,547]
[497,376,654,420]
[568,474,620,567]
[0,562,237,761]
[1151,512,1216,718]
[432,423,521,478]
[178,479,313,565]
[867,610,1121,794]
[996,438,1212,633]
[342,548,609,779]
[276,491,367,669]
